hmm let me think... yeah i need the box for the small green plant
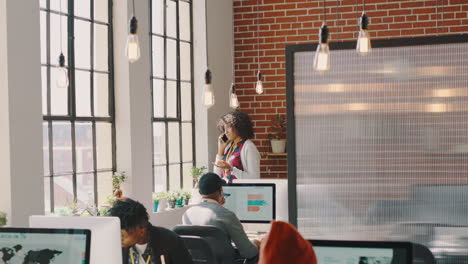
[167,190,181,201]
[152,192,166,202]
[181,191,192,200]
[268,114,286,140]
[0,211,7,226]
[105,195,117,207]
[112,171,127,191]
[190,166,207,184]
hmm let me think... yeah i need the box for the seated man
[109,198,193,264]
[182,173,259,262]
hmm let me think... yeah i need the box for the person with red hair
[259,221,317,264]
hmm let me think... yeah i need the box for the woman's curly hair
[108,198,149,230]
[217,111,255,140]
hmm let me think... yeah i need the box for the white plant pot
[271,139,286,153]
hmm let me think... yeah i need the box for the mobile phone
[221,134,228,143]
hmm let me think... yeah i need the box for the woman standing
[213,111,261,181]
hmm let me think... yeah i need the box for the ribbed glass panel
[294,42,468,263]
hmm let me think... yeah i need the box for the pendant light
[314,0,330,72]
[229,2,239,109]
[255,0,264,94]
[56,0,68,88]
[203,0,215,108]
[356,0,371,55]
[126,0,140,63]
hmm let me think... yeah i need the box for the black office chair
[179,235,217,264]
[412,243,436,264]
[173,225,248,264]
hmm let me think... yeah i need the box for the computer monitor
[29,216,122,264]
[0,227,90,264]
[309,240,413,264]
[222,183,276,223]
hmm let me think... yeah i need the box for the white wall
[0,0,44,226]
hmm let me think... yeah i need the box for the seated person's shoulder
[151,225,180,241]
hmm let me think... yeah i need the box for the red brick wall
[233,0,468,178]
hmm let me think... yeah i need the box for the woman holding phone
[213,111,261,181]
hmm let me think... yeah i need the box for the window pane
[182,123,193,162]
[152,36,164,78]
[167,81,177,118]
[166,1,176,38]
[169,164,181,191]
[97,171,112,206]
[179,1,191,41]
[94,0,108,23]
[50,13,68,66]
[151,0,164,35]
[40,11,47,64]
[153,79,164,118]
[94,24,108,72]
[50,0,68,14]
[154,165,166,193]
[75,122,94,173]
[166,39,177,80]
[181,82,192,121]
[43,122,50,176]
[180,42,191,81]
[74,19,91,69]
[75,70,91,116]
[40,0,47,8]
[52,121,72,174]
[182,163,193,190]
[53,175,74,210]
[168,122,180,163]
[94,73,109,117]
[50,67,68,115]
[74,0,90,19]
[42,66,48,115]
[96,122,112,170]
[153,122,166,165]
[77,173,94,207]
[44,177,51,214]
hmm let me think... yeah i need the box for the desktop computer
[309,240,413,264]
[29,216,122,264]
[0,227,91,264]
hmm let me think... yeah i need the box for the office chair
[173,225,249,264]
[179,235,217,264]
[412,243,436,264]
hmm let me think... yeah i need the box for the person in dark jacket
[109,198,193,264]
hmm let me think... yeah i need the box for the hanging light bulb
[255,71,264,94]
[229,83,239,109]
[203,69,215,108]
[56,52,69,88]
[126,16,140,62]
[314,24,330,72]
[357,13,371,55]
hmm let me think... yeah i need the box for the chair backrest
[179,235,217,264]
[173,225,238,264]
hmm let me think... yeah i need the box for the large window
[150,0,194,192]
[40,0,114,213]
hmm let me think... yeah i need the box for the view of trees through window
[40,0,114,213]
[150,0,195,192]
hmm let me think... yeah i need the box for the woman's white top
[214,139,261,179]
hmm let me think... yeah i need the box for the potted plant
[152,192,166,212]
[112,171,127,199]
[190,166,207,187]
[0,211,7,226]
[181,191,192,206]
[166,191,180,209]
[268,114,287,153]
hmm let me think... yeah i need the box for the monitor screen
[0,227,90,264]
[222,183,276,223]
[29,216,122,264]
[308,240,412,264]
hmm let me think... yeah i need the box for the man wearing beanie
[258,221,317,264]
[182,172,259,262]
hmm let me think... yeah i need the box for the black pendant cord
[323,0,326,23]
[257,0,260,72]
[231,0,235,82]
[362,0,365,13]
[132,0,136,17]
[59,0,63,54]
[205,0,209,68]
